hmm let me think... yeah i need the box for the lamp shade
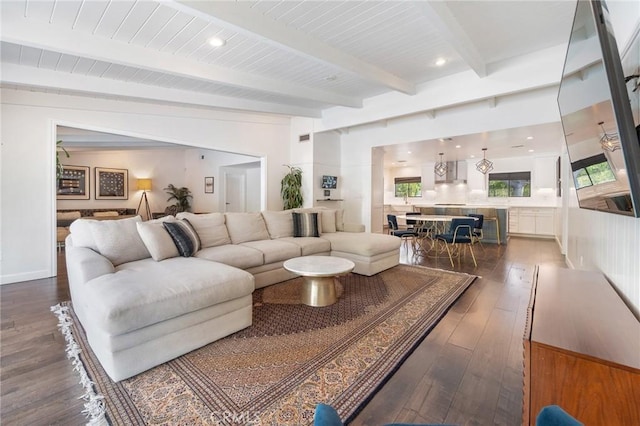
[137,178,152,191]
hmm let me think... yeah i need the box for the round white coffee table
[283,256,355,307]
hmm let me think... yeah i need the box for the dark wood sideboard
[523,265,640,425]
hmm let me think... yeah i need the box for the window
[394,176,422,198]
[488,172,531,197]
[570,153,616,189]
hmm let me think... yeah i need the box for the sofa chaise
[65,208,401,381]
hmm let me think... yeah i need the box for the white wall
[184,149,261,213]
[0,89,289,284]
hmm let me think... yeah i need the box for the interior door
[224,172,246,212]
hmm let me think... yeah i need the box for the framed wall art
[57,165,90,200]
[95,167,128,200]
[204,176,214,193]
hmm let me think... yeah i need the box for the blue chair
[467,213,484,248]
[435,217,477,267]
[313,403,456,425]
[387,214,418,247]
[536,405,583,426]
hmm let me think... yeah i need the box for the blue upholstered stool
[313,403,582,426]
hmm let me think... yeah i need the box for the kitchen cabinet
[509,207,555,236]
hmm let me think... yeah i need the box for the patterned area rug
[55,264,475,425]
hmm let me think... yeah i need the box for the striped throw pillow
[292,212,320,238]
[163,219,201,257]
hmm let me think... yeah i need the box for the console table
[523,266,640,425]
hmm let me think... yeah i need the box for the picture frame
[95,167,128,200]
[204,176,214,194]
[57,165,90,200]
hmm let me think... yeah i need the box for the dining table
[395,214,478,257]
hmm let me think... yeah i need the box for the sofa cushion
[320,232,401,257]
[84,257,255,335]
[69,218,99,251]
[225,212,270,244]
[57,211,81,227]
[335,209,345,231]
[195,244,264,269]
[278,237,331,256]
[261,211,294,239]
[136,216,179,261]
[176,212,231,248]
[163,219,201,257]
[240,239,301,264]
[93,211,119,217]
[321,209,337,233]
[292,212,320,237]
[89,216,150,266]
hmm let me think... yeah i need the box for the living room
[1,0,639,424]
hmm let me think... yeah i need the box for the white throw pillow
[225,212,270,244]
[136,216,179,261]
[261,211,294,239]
[176,212,231,248]
[57,211,81,221]
[321,209,337,233]
[89,216,150,266]
[93,211,119,217]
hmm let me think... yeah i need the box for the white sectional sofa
[65,208,401,381]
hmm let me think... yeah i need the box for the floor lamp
[136,178,152,221]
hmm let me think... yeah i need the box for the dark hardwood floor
[0,236,565,425]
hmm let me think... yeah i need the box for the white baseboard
[1,270,52,285]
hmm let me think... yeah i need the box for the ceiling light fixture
[435,58,446,66]
[598,121,621,152]
[475,148,494,174]
[527,136,534,140]
[434,153,447,177]
[208,37,226,47]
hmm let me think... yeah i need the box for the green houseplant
[164,184,193,213]
[281,165,303,209]
[56,140,69,178]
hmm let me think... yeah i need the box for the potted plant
[164,184,193,213]
[56,140,69,178]
[281,165,303,209]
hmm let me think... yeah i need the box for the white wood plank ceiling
[1,0,576,118]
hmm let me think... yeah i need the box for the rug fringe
[51,304,109,426]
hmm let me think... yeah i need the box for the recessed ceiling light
[470,155,476,158]
[407,151,412,154]
[528,149,534,152]
[455,145,461,148]
[526,136,534,140]
[435,58,446,66]
[208,37,226,47]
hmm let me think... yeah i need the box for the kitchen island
[385,204,508,245]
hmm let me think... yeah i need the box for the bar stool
[477,208,500,245]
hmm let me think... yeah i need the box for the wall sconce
[136,178,152,220]
[476,148,494,174]
[434,153,447,177]
[598,122,621,152]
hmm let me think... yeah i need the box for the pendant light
[434,153,447,177]
[598,122,621,152]
[476,148,494,174]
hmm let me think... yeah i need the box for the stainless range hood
[435,161,467,184]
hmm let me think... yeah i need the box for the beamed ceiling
[1,0,577,118]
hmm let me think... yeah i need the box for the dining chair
[468,213,485,249]
[435,217,477,267]
[387,214,418,248]
[405,212,421,229]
